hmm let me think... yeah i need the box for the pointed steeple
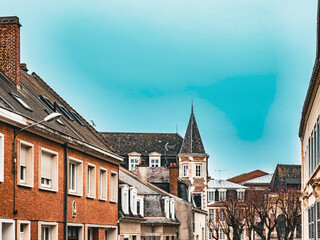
[180,105,206,154]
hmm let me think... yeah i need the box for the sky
[2,0,318,179]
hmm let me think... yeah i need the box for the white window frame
[219,229,225,240]
[136,196,144,217]
[149,152,161,168]
[120,184,129,214]
[0,133,4,182]
[17,220,31,240]
[237,190,245,202]
[0,218,15,240]
[38,222,58,240]
[183,164,188,177]
[130,187,137,215]
[208,190,215,203]
[219,189,227,202]
[128,152,141,171]
[110,171,118,203]
[68,157,83,196]
[67,223,84,240]
[195,164,201,177]
[170,199,175,219]
[163,197,170,218]
[86,163,96,198]
[99,167,107,201]
[39,148,58,192]
[209,208,215,222]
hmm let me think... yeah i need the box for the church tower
[179,105,209,210]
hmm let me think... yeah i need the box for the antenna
[176,124,178,134]
[215,169,227,180]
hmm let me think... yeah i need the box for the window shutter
[41,152,52,179]
[20,145,28,166]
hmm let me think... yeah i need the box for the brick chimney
[169,163,178,196]
[0,17,21,88]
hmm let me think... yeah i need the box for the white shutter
[20,145,28,166]
[41,152,52,179]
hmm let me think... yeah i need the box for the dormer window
[208,190,215,203]
[120,185,129,214]
[218,189,227,202]
[137,196,144,216]
[149,152,161,168]
[128,152,141,171]
[163,197,170,218]
[130,187,137,215]
[170,199,175,219]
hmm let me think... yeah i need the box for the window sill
[18,183,33,188]
[39,186,58,193]
[110,200,117,204]
[99,197,107,202]
[68,191,82,197]
[86,195,95,200]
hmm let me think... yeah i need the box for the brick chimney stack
[0,17,21,88]
[169,163,178,196]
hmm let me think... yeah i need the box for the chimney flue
[137,160,148,182]
[169,163,178,196]
[0,16,21,88]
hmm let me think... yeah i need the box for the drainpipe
[64,143,68,240]
[12,128,18,214]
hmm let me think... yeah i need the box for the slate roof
[242,174,273,186]
[227,170,269,184]
[132,166,170,183]
[179,108,206,154]
[101,132,183,156]
[208,179,248,190]
[0,68,117,155]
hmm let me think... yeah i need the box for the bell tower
[178,105,209,210]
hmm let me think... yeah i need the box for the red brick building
[0,16,122,240]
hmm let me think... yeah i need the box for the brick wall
[0,17,21,88]
[169,166,178,196]
[0,122,119,239]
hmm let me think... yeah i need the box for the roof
[299,2,320,138]
[208,179,248,189]
[142,217,180,225]
[179,108,206,154]
[101,132,183,156]
[227,170,269,184]
[132,166,170,183]
[242,174,273,186]
[0,69,119,157]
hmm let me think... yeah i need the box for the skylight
[10,92,32,111]
[70,110,85,126]
[58,104,74,121]
[39,95,54,111]
[0,94,14,110]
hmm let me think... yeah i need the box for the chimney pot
[20,63,28,72]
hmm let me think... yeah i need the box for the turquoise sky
[2,0,317,179]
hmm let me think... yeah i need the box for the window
[219,229,225,240]
[120,185,129,214]
[209,209,215,221]
[237,190,245,202]
[170,199,175,219]
[196,164,201,177]
[0,219,15,240]
[150,158,160,167]
[57,104,75,121]
[309,205,315,240]
[129,156,140,171]
[99,168,107,200]
[86,164,96,198]
[17,221,30,240]
[0,94,14,110]
[209,232,214,239]
[208,190,215,202]
[137,196,144,216]
[163,197,170,218]
[0,133,4,182]
[87,228,93,240]
[69,110,85,126]
[18,140,34,186]
[149,152,161,168]
[220,209,225,221]
[40,148,58,191]
[110,171,118,202]
[38,222,58,240]
[219,190,226,201]
[317,201,320,239]
[10,92,32,111]
[183,164,188,177]
[130,187,137,215]
[68,158,83,196]
[67,224,84,240]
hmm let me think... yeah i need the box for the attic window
[10,92,32,111]
[0,95,14,110]
[39,95,54,111]
[69,110,85,126]
[58,104,75,121]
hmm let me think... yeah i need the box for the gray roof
[132,166,170,183]
[0,70,116,153]
[208,179,248,190]
[242,174,273,185]
[179,108,206,154]
[102,132,183,156]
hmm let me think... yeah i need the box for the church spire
[179,104,206,154]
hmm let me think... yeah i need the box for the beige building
[299,1,320,239]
